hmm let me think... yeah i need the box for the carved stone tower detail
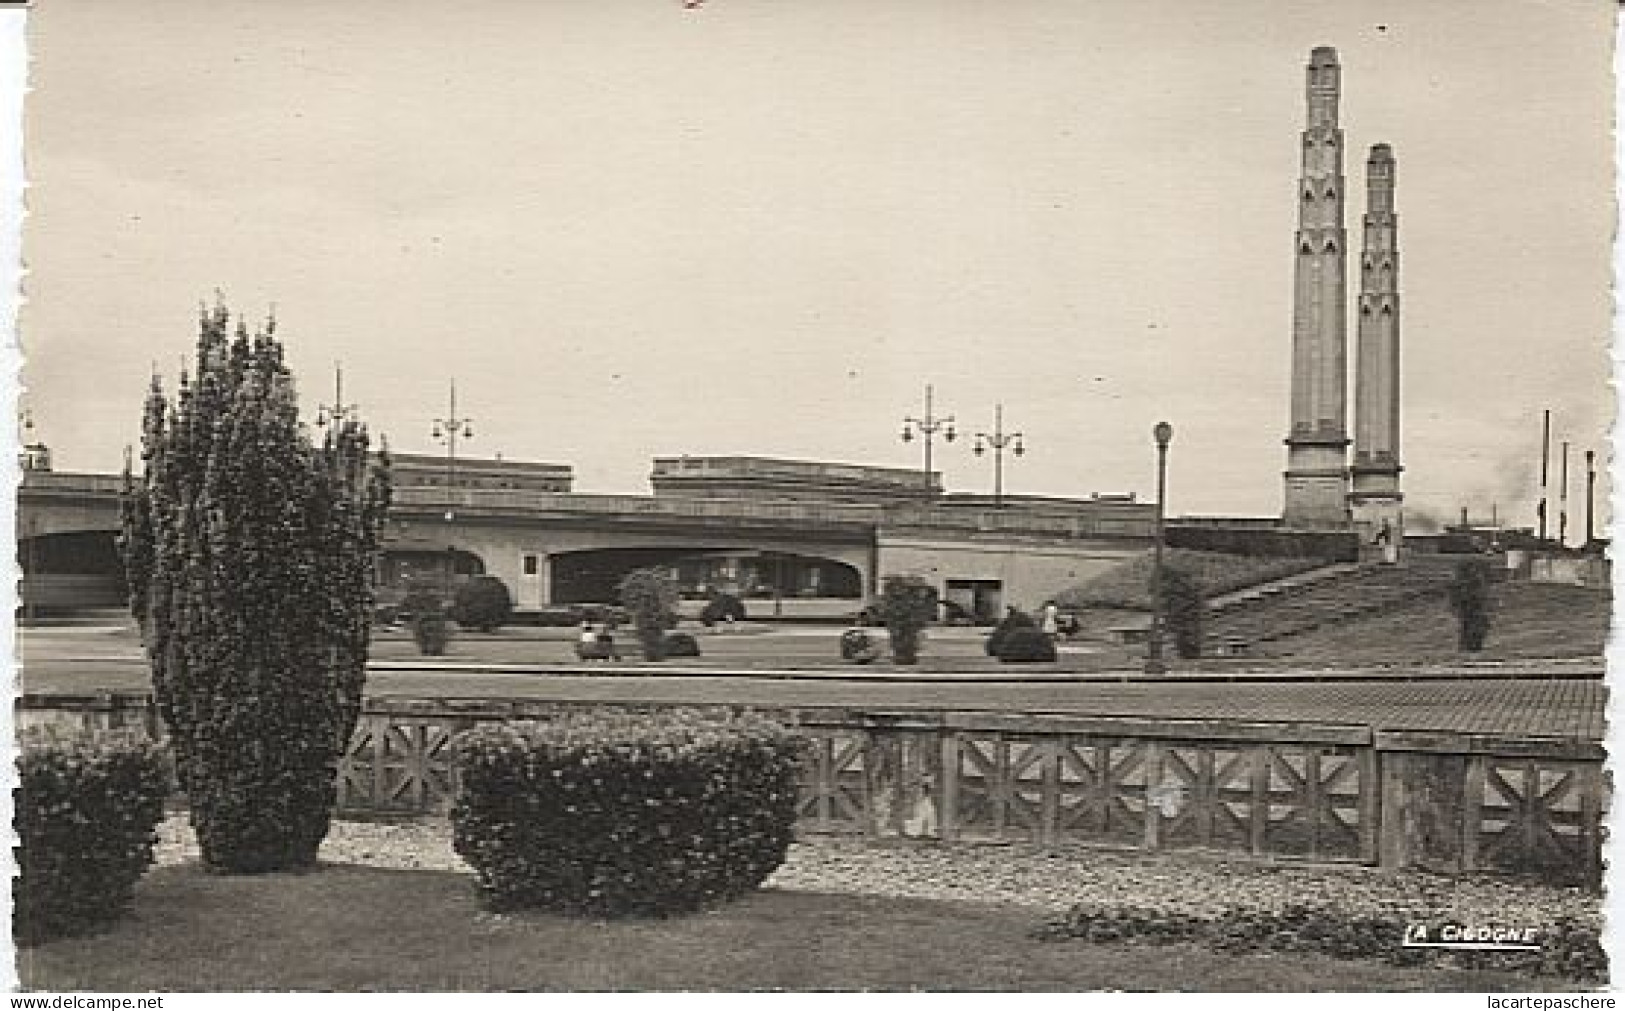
[1349,143,1403,538]
[1282,46,1352,527]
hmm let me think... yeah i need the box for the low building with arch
[19,452,1155,623]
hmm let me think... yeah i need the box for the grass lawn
[1277,583,1612,665]
[18,863,1566,992]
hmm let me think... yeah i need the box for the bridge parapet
[20,471,125,498]
[391,487,883,530]
[22,472,1156,543]
[883,506,1152,540]
[393,487,1153,541]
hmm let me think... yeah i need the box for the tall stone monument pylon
[1349,143,1404,549]
[1282,46,1353,528]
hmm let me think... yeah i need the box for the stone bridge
[18,470,1154,617]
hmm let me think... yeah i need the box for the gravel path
[151,815,1600,927]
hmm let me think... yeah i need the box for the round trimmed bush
[450,575,514,632]
[985,607,1037,658]
[840,628,880,663]
[663,631,702,657]
[451,709,804,917]
[14,728,171,945]
[413,610,449,656]
[996,627,1058,663]
[399,589,442,624]
[699,593,747,627]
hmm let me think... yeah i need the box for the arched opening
[549,547,862,607]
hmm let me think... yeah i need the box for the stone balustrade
[18,691,1603,887]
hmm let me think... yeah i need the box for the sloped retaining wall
[17,692,1604,886]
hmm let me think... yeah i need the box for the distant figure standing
[576,621,601,661]
[1041,602,1060,641]
[1375,520,1399,565]
[599,617,622,660]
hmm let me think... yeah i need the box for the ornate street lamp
[900,383,955,496]
[432,379,474,596]
[432,378,475,497]
[972,403,1025,508]
[1145,421,1174,676]
[316,362,357,429]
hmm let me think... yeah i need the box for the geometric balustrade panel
[339,715,471,814]
[1261,746,1365,861]
[1155,743,1258,854]
[1055,736,1149,848]
[952,734,1049,843]
[1474,758,1602,886]
[796,729,869,835]
[944,734,1372,859]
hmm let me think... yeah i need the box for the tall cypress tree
[120,303,392,873]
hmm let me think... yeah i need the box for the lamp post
[432,379,474,597]
[316,361,357,429]
[972,403,1025,508]
[900,384,955,496]
[1145,421,1173,676]
[1559,441,1570,548]
[1584,449,1596,550]
[19,410,39,624]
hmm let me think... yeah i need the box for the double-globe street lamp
[432,379,474,597]
[1145,421,1174,676]
[315,362,357,430]
[900,384,955,496]
[972,403,1025,508]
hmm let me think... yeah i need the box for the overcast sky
[17,0,1616,531]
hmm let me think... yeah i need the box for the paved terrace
[343,672,1608,742]
[27,666,1604,743]
[22,625,1605,743]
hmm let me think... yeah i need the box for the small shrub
[875,575,937,665]
[985,607,1037,657]
[450,575,514,632]
[399,589,443,624]
[663,632,702,657]
[14,729,171,945]
[996,627,1058,663]
[840,628,880,663]
[413,609,450,656]
[618,568,681,661]
[1448,558,1494,651]
[699,593,747,627]
[451,709,804,917]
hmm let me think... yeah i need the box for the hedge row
[14,729,171,945]
[451,709,803,917]
[1033,902,1606,983]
